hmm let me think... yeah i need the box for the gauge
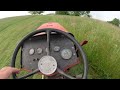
[29,48,35,55]
[37,48,43,54]
[38,56,57,75]
[54,46,60,52]
[61,49,72,60]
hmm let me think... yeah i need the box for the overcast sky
[0,11,120,21]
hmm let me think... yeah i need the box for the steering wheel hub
[38,56,57,75]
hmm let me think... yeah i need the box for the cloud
[0,11,30,19]
[91,11,120,21]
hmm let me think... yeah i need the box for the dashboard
[21,33,79,72]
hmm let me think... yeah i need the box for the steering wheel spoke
[17,69,40,79]
[46,30,51,56]
[57,68,76,79]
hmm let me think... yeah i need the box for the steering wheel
[11,28,88,79]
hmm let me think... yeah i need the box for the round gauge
[37,48,43,54]
[29,48,35,55]
[54,46,60,52]
[38,56,57,75]
[61,49,72,60]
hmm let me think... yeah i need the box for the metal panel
[21,34,78,71]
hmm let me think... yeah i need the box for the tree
[55,11,69,15]
[107,18,120,27]
[29,11,44,15]
[55,11,91,17]
[69,11,91,17]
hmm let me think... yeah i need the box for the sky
[0,11,120,21]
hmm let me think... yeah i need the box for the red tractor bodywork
[37,22,68,32]
[35,22,68,36]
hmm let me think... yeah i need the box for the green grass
[0,15,120,79]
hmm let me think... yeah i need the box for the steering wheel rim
[11,28,88,79]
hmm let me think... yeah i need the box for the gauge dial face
[61,49,72,60]
[54,46,60,52]
[29,48,35,55]
[37,48,43,54]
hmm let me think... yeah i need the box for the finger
[9,68,20,74]
[3,67,20,74]
[0,67,20,74]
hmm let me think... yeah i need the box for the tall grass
[0,15,120,79]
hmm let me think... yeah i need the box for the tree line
[29,11,91,17]
[29,11,120,27]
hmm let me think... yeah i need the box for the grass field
[0,15,120,79]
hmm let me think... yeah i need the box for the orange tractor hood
[37,22,68,32]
